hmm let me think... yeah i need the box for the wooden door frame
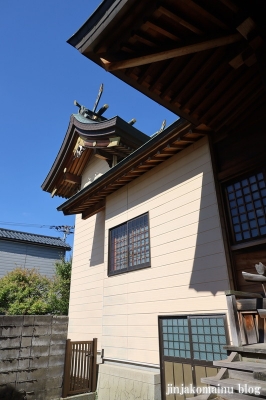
[158,314,230,400]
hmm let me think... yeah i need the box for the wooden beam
[190,129,209,135]
[63,172,81,185]
[181,0,229,30]
[138,63,157,85]
[237,17,256,40]
[229,46,255,69]
[128,171,143,177]
[51,188,57,198]
[100,34,242,71]
[95,0,158,54]
[149,58,177,92]
[172,47,224,104]
[132,31,157,48]
[165,143,187,149]
[190,64,238,118]
[226,295,242,346]
[82,200,105,220]
[138,163,156,169]
[209,77,260,127]
[154,151,171,158]
[162,144,182,152]
[158,5,203,36]
[200,65,256,123]
[144,20,181,42]
[94,149,110,161]
[175,136,195,143]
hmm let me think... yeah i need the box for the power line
[0,221,75,241]
[0,221,53,228]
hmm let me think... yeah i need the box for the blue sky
[0,1,177,250]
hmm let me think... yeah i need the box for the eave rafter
[60,124,209,219]
[100,33,243,71]
[67,0,266,136]
[61,0,266,217]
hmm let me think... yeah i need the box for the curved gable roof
[42,113,149,198]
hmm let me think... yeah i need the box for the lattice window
[226,172,266,243]
[162,317,191,359]
[190,316,227,362]
[109,213,150,275]
[161,315,227,363]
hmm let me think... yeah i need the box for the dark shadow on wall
[90,210,105,267]
[188,168,230,295]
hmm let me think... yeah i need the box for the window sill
[231,237,266,251]
[108,264,151,277]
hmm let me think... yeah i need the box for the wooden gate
[62,338,97,398]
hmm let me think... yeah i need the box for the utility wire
[0,221,53,228]
[0,221,75,241]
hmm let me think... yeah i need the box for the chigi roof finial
[74,83,109,121]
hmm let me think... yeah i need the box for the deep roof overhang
[58,118,208,219]
[67,0,266,137]
[42,113,149,199]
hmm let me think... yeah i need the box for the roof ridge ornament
[128,118,136,126]
[151,119,166,137]
[74,83,109,122]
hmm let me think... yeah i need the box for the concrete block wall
[0,315,68,400]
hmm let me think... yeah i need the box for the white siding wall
[68,155,110,344]
[81,156,110,189]
[68,137,231,365]
[0,241,65,277]
[68,210,105,344]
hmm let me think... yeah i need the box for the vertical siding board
[0,240,66,277]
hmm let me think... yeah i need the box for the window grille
[161,315,227,363]
[226,172,266,242]
[109,213,150,275]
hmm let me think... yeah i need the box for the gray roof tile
[0,228,71,250]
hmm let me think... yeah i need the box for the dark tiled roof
[0,228,71,250]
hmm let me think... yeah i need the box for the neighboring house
[42,1,266,400]
[0,228,71,277]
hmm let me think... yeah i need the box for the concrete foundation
[97,363,161,400]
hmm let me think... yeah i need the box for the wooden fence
[62,338,97,398]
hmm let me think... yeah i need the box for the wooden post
[91,338,98,392]
[226,295,242,346]
[62,339,72,398]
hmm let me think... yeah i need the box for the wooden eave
[41,114,148,199]
[57,118,208,219]
[68,0,266,136]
